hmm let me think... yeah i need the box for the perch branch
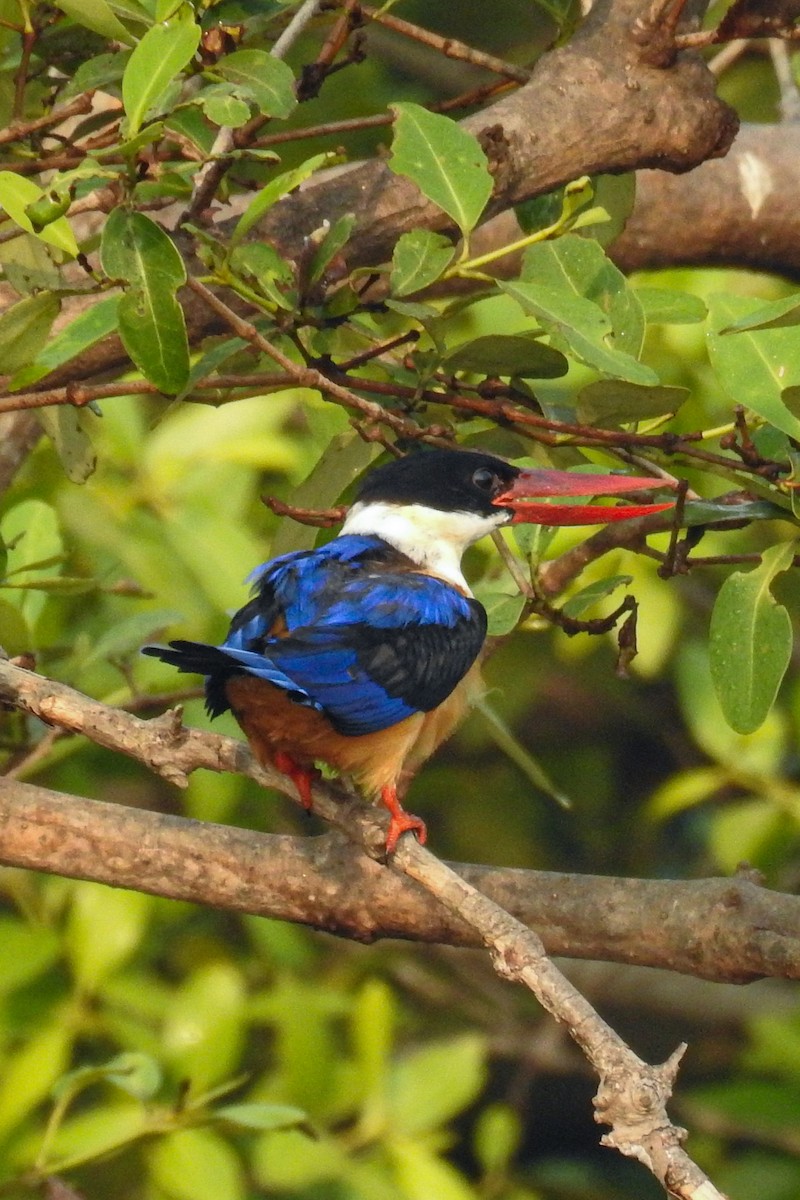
[1,658,798,984]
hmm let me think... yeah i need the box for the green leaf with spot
[37,409,97,484]
[500,279,656,385]
[521,234,648,366]
[122,15,200,136]
[390,229,455,297]
[100,209,189,393]
[389,103,492,236]
[709,541,795,734]
[707,292,800,442]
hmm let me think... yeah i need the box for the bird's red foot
[274,751,319,811]
[380,786,427,855]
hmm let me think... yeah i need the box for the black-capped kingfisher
[143,450,673,853]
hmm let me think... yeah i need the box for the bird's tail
[142,639,237,677]
[142,639,322,720]
[142,639,244,716]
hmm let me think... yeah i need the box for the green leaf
[117,286,190,393]
[67,883,151,990]
[475,588,525,636]
[53,1052,161,1102]
[389,1035,485,1136]
[682,498,789,526]
[0,1023,73,1136]
[521,234,647,363]
[0,918,60,994]
[122,15,200,136]
[198,85,251,128]
[0,172,78,255]
[162,963,245,1090]
[444,333,568,379]
[389,1138,480,1200]
[10,295,120,389]
[561,574,633,618]
[576,381,689,427]
[104,1052,162,1099]
[0,292,60,373]
[101,209,189,392]
[100,208,183,286]
[353,977,395,1115]
[707,292,800,442]
[390,229,455,297]
[215,1102,310,1132]
[63,50,131,97]
[718,291,800,333]
[213,49,297,119]
[389,102,492,236]
[709,541,795,734]
[149,1128,246,1200]
[230,153,332,247]
[309,212,356,285]
[647,765,728,820]
[53,0,136,45]
[1,499,63,630]
[501,279,657,385]
[473,1103,522,1175]
[230,242,295,308]
[635,286,707,324]
[581,172,635,248]
[38,408,97,484]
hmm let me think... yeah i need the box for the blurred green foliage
[0,1,800,1198]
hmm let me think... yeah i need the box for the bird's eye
[471,467,495,491]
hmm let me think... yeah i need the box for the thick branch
[1,659,798,983]
[613,123,800,279]
[250,0,737,266]
[3,0,738,397]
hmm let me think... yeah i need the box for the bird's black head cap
[356,449,519,516]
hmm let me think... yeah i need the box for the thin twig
[360,3,531,84]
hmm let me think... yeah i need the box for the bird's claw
[381,785,427,854]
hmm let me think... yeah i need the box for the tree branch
[0,658,798,983]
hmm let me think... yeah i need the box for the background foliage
[1,1,800,1197]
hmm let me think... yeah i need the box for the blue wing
[143,535,487,736]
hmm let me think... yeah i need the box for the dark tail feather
[142,639,236,675]
[142,640,239,717]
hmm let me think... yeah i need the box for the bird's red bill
[493,469,676,525]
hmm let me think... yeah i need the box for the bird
[143,449,673,853]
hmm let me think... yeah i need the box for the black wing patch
[350,598,487,713]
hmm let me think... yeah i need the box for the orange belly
[226,660,482,798]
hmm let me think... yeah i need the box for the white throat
[341,501,507,592]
